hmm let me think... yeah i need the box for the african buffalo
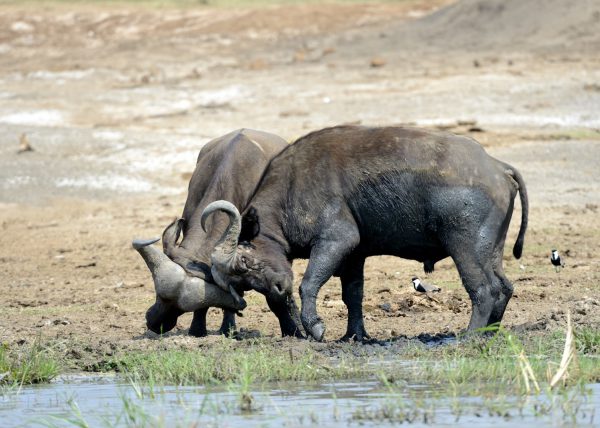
[133,129,303,337]
[201,125,528,341]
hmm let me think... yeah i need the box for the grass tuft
[110,337,365,385]
[575,327,600,355]
[0,341,60,386]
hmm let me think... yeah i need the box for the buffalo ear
[239,207,260,243]
[162,217,184,253]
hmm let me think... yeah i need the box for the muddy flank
[0,0,599,368]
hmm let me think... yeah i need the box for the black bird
[550,249,564,272]
[412,277,441,293]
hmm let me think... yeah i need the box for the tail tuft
[513,238,524,259]
[507,166,528,260]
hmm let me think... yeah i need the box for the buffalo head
[132,236,246,334]
[200,201,300,322]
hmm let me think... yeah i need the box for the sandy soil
[0,0,599,366]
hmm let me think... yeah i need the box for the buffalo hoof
[188,326,208,338]
[219,312,237,337]
[339,330,371,343]
[306,320,326,342]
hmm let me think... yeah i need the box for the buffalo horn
[133,237,247,311]
[200,200,242,268]
[132,237,185,298]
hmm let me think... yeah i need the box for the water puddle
[1,376,597,427]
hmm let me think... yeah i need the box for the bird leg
[425,293,442,304]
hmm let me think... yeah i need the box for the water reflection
[0,375,597,427]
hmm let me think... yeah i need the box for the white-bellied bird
[412,277,441,293]
[550,249,564,272]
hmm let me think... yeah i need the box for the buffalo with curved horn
[202,125,528,342]
[134,129,303,337]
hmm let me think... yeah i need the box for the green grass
[575,327,600,355]
[0,341,60,387]
[350,325,600,424]
[1,325,597,394]
[98,325,600,412]
[400,327,600,393]
[94,324,600,390]
[108,336,366,385]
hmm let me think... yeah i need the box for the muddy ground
[0,0,599,367]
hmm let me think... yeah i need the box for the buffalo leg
[488,204,516,326]
[339,257,370,342]
[300,229,360,341]
[218,310,237,337]
[457,259,496,331]
[448,233,499,331]
[488,268,514,326]
[189,308,209,337]
[266,295,305,338]
[190,309,237,337]
[443,196,511,331]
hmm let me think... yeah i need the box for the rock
[378,302,392,313]
[370,57,386,68]
[17,133,34,154]
[247,58,268,70]
[279,109,309,118]
[457,119,477,127]
[103,303,119,310]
